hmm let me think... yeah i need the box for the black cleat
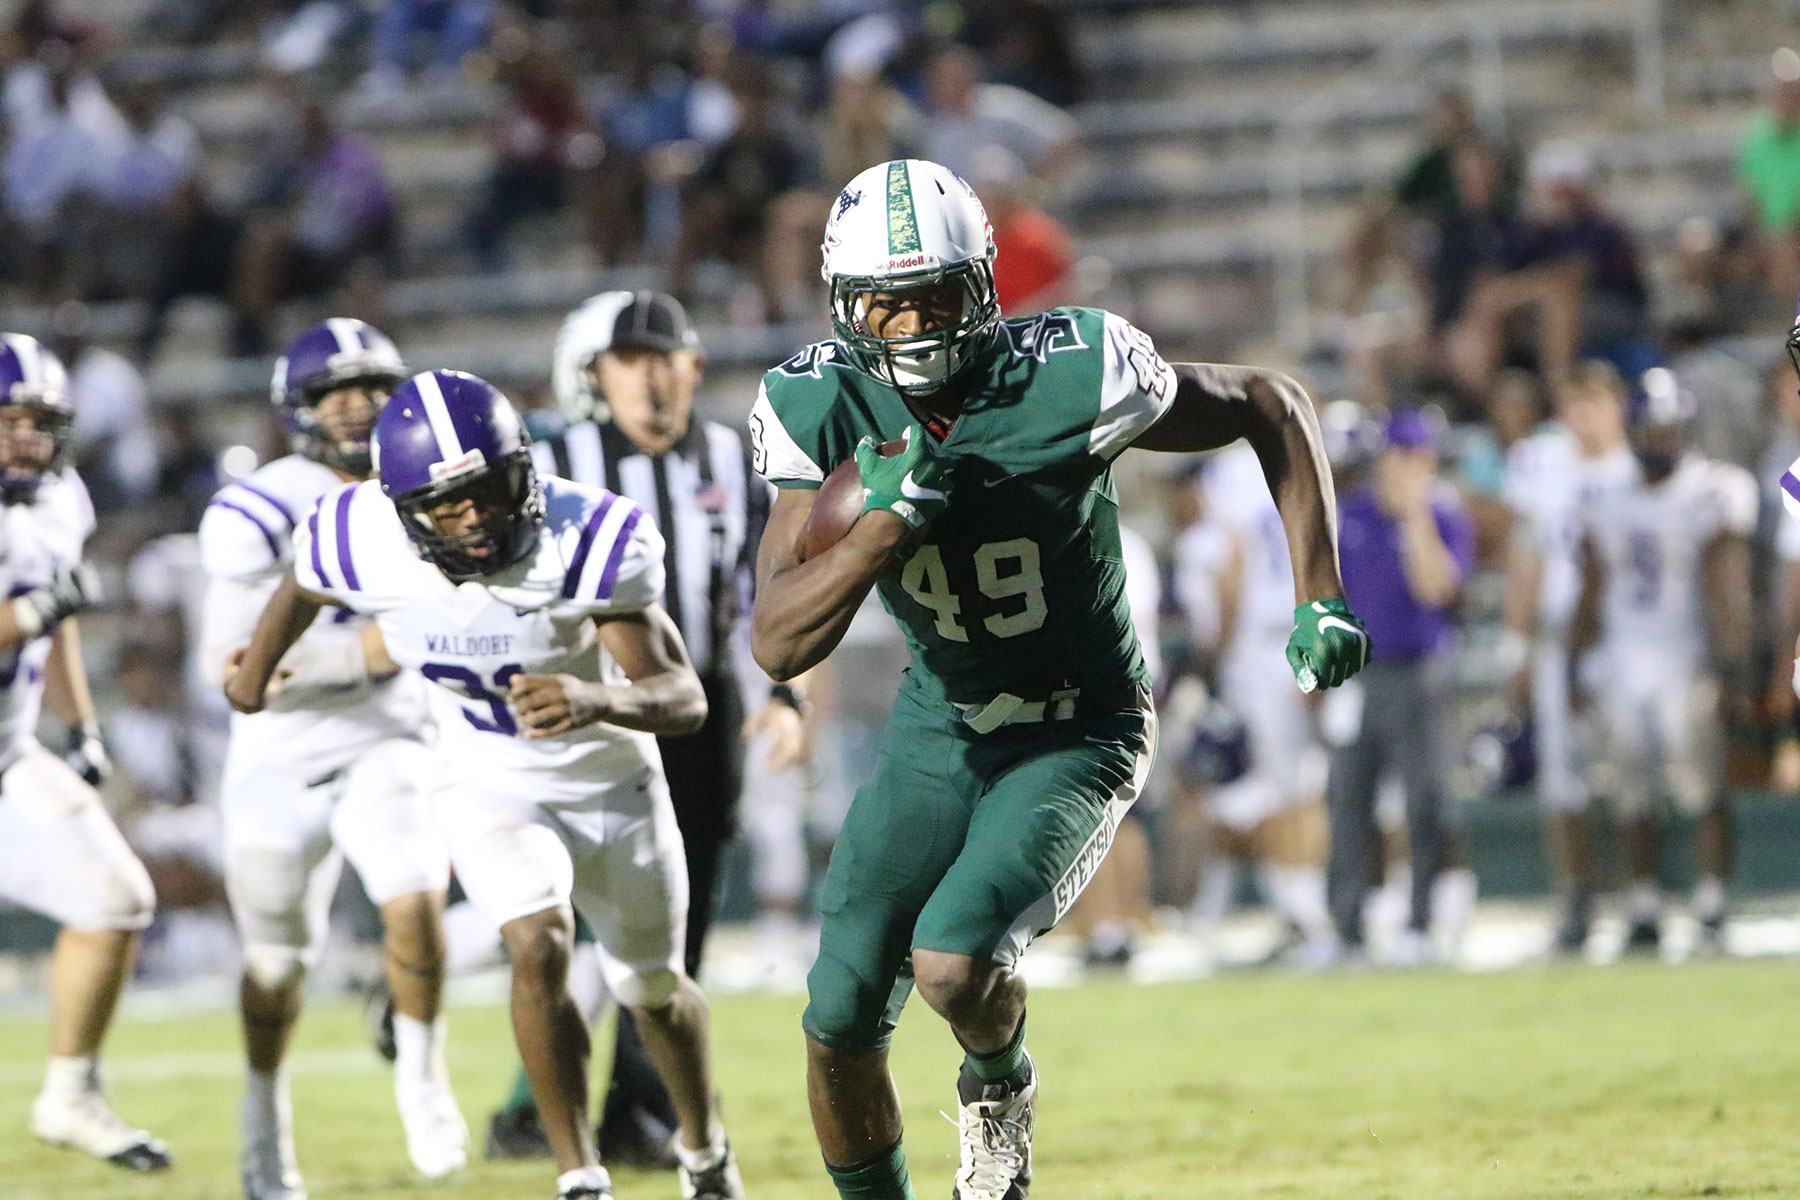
[485,1105,552,1160]
[597,1106,678,1170]
[107,1137,173,1172]
[677,1138,746,1200]
[1622,918,1661,955]
[364,979,396,1064]
[1695,912,1727,955]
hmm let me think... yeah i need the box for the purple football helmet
[374,370,543,581]
[271,319,406,476]
[0,333,75,503]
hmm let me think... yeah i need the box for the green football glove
[856,425,950,531]
[1286,598,1372,693]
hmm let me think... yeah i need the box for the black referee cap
[609,291,701,354]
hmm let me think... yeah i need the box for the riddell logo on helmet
[429,448,487,481]
[885,254,936,270]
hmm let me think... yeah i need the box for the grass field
[3,959,1798,1199]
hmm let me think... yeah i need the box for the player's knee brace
[243,943,308,993]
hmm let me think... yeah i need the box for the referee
[484,291,791,1165]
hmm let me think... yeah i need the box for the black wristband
[769,683,810,714]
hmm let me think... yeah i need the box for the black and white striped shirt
[531,418,771,677]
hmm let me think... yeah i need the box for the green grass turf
[2,958,1797,1199]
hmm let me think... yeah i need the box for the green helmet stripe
[885,161,922,256]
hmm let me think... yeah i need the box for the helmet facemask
[830,258,999,395]
[287,372,402,477]
[390,448,544,581]
[0,391,73,504]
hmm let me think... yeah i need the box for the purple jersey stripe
[333,488,360,591]
[236,481,296,528]
[562,493,619,599]
[307,510,333,590]
[1782,471,1800,506]
[210,499,282,561]
[595,508,644,600]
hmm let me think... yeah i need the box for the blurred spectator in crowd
[964,0,1086,108]
[972,145,1076,316]
[919,44,1078,185]
[1662,215,1768,344]
[1447,139,1650,399]
[362,0,494,97]
[1,39,126,297]
[1324,409,1474,965]
[818,66,921,195]
[460,25,603,271]
[83,76,199,302]
[231,93,397,354]
[1457,370,1544,565]
[49,303,160,511]
[1738,48,1800,298]
[672,59,809,321]
[590,41,709,265]
[1342,90,1484,318]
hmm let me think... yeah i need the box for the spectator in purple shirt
[1325,408,1476,964]
[230,95,398,355]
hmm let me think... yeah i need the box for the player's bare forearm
[751,489,909,681]
[226,569,330,713]
[43,619,96,727]
[513,606,707,737]
[1134,363,1344,604]
[1702,534,1753,681]
[1569,540,1603,658]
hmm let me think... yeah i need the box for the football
[800,438,907,560]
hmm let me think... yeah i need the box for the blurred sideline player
[1173,443,1335,964]
[749,158,1369,1200]
[1500,361,1635,952]
[226,371,745,1200]
[0,334,169,1171]
[1065,518,1161,968]
[198,320,464,1196]
[1573,367,1754,952]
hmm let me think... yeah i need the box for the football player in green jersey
[748,158,1371,1200]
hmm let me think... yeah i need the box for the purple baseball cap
[1383,407,1439,451]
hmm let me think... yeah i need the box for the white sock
[1692,876,1725,921]
[1088,919,1133,955]
[674,1124,727,1169]
[244,1066,294,1150]
[1192,857,1237,926]
[558,1165,613,1194]
[1260,864,1333,942]
[41,1054,97,1101]
[393,1014,449,1095]
[1628,881,1661,923]
[1431,867,1478,948]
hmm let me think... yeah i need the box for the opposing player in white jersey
[1173,442,1335,961]
[225,371,746,1200]
[0,335,170,1170]
[198,320,464,1197]
[1574,367,1755,953]
[1501,361,1636,953]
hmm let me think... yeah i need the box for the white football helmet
[551,290,634,423]
[821,158,999,394]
